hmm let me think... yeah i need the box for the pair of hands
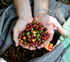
[13,13,64,50]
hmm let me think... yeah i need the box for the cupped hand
[13,17,36,50]
[34,14,64,49]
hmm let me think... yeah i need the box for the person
[13,0,64,50]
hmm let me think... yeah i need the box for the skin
[13,0,36,50]
[34,0,64,49]
[13,0,64,50]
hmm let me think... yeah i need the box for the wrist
[34,9,48,17]
[18,12,32,19]
[34,10,48,21]
[17,8,32,19]
[18,16,33,24]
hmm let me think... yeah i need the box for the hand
[13,17,36,50]
[13,0,36,50]
[34,13,64,49]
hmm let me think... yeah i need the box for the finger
[39,28,54,48]
[13,30,19,47]
[43,32,54,46]
[20,42,29,49]
[40,43,45,48]
[37,29,54,48]
[29,46,36,50]
[37,43,44,49]
[53,19,64,35]
[37,46,41,49]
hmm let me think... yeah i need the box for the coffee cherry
[21,33,24,36]
[39,36,41,39]
[31,28,33,31]
[27,43,30,46]
[40,30,43,33]
[18,38,21,41]
[36,37,39,39]
[26,28,28,31]
[41,26,45,30]
[28,28,31,31]
[50,46,53,49]
[37,34,40,37]
[44,34,46,37]
[28,23,31,25]
[31,35,34,38]
[27,39,30,42]
[21,31,24,34]
[34,20,36,24]
[32,31,36,34]
[26,25,30,28]
[38,42,41,45]
[33,34,36,37]
[27,32,30,36]
[31,26,33,28]
[19,34,22,38]
[21,40,23,43]
[46,32,49,35]
[38,38,41,42]
[32,39,35,42]
[45,31,47,34]
[30,42,33,46]
[24,42,27,45]
[29,39,32,42]
[42,32,45,35]
[35,41,38,44]
[42,39,45,43]
[28,35,31,39]
[42,37,44,39]
[46,36,49,39]
[34,38,36,41]
[44,37,47,41]
[38,22,42,25]
[39,29,41,31]
[35,26,38,30]
[23,36,26,40]
[49,43,51,46]
[33,42,36,45]
[32,45,35,47]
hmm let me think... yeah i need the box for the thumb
[13,30,19,47]
[53,19,64,35]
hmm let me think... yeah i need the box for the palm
[13,18,36,50]
[34,14,64,49]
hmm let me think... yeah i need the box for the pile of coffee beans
[0,43,53,62]
[18,20,49,47]
[0,44,51,62]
